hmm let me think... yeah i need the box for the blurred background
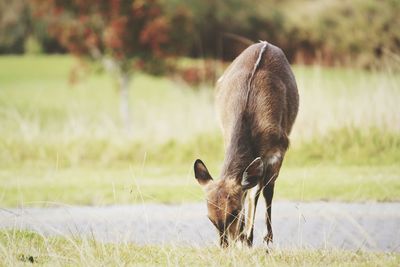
[0,0,399,206]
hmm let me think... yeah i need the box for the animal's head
[193,158,264,247]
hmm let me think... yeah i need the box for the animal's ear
[241,157,264,191]
[194,159,213,186]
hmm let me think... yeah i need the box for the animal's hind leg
[262,183,275,245]
[259,133,287,245]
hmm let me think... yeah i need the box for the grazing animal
[194,41,299,248]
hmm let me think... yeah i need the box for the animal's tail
[244,41,269,109]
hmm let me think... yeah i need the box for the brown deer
[194,41,299,248]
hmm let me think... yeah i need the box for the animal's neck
[221,114,255,181]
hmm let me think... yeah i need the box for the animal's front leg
[244,184,261,246]
[263,183,275,245]
[235,209,246,247]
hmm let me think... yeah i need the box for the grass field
[1,165,399,207]
[0,55,399,206]
[1,230,399,266]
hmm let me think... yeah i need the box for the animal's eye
[226,210,239,225]
[230,210,239,218]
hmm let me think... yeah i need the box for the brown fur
[194,42,299,247]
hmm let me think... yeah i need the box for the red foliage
[32,0,193,73]
[140,17,170,57]
[176,60,221,87]
[104,17,128,50]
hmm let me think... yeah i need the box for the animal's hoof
[263,232,273,245]
[245,238,253,247]
[263,232,274,254]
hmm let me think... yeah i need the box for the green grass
[1,164,398,207]
[1,230,399,266]
[0,55,399,206]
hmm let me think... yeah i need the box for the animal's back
[216,42,299,157]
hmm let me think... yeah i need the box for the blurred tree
[0,0,29,54]
[170,0,258,59]
[166,0,287,60]
[32,0,193,132]
[167,0,400,67]
[281,0,400,67]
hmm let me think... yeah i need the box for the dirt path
[1,201,399,252]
